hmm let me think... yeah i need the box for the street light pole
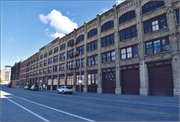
[79,49,82,94]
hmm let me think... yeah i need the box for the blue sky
[1,0,124,69]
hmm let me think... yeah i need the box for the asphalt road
[1,84,179,121]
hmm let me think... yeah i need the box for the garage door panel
[149,65,173,96]
[122,68,140,95]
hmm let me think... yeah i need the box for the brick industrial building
[15,0,180,96]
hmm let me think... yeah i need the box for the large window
[54,47,58,53]
[88,73,98,85]
[60,53,65,60]
[59,75,65,85]
[53,65,58,72]
[142,1,165,14]
[76,35,84,43]
[76,46,84,54]
[146,37,170,55]
[48,58,52,64]
[36,63,39,68]
[144,15,167,34]
[119,11,135,24]
[76,59,84,68]
[39,69,43,75]
[119,26,137,41]
[53,55,58,63]
[68,40,74,47]
[102,51,115,63]
[67,75,73,85]
[88,29,97,38]
[49,50,53,55]
[67,50,74,58]
[101,34,114,47]
[40,55,43,59]
[48,67,52,73]
[67,62,74,69]
[88,55,98,66]
[176,9,179,24]
[121,45,139,59]
[34,58,36,63]
[76,74,84,85]
[44,53,47,58]
[43,68,47,74]
[101,21,114,32]
[59,64,65,71]
[87,41,98,52]
[60,44,66,50]
[33,65,36,69]
[40,62,43,67]
[37,57,39,61]
[44,60,47,66]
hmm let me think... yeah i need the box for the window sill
[87,49,98,53]
[87,35,98,40]
[87,64,98,67]
[144,50,172,57]
[102,61,115,64]
[144,27,169,37]
[102,43,115,48]
[120,36,138,43]
[118,18,136,27]
[101,27,114,33]
[120,56,139,61]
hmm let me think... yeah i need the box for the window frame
[119,25,137,41]
[76,45,84,55]
[40,55,43,59]
[53,55,58,63]
[48,67,52,73]
[44,52,47,58]
[145,36,170,55]
[60,43,66,50]
[59,64,65,71]
[76,35,84,43]
[54,47,59,53]
[67,50,74,58]
[53,65,58,72]
[67,61,74,69]
[143,14,167,34]
[48,58,52,64]
[101,34,114,47]
[76,59,84,68]
[49,50,53,55]
[44,60,47,66]
[142,1,165,14]
[102,50,115,63]
[68,40,74,47]
[101,21,114,32]
[87,40,98,52]
[119,10,136,24]
[87,55,98,66]
[120,44,139,60]
[87,28,97,38]
[60,53,65,61]
[176,9,179,24]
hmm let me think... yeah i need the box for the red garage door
[102,68,116,94]
[148,64,173,96]
[121,67,140,95]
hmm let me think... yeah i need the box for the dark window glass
[60,53,65,60]
[68,40,74,47]
[76,35,84,43]
[126,29,131,39]
[150,1,156,11]
[102,51,115,63]
[146,42,153,54]
[144,21,151,33]
[67,50,74,58]
[54,47,58,53]
[133,45,139,57]
[101,34,114,47]
[60,44,66,50]
[49,50,53,55]
[143,4,149,14]
[157,1,165,8]
[125,12,130,22]
[101,21,114,32]
[176,10,179,24]
[120,26,137,41]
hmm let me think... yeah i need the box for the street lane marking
[123,108,170,115]
[6,97,50,122]
[13,95,95,122]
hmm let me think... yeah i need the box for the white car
[57,86,73,94]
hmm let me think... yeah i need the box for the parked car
[30,85,39,91]
[24,85,30,90]
[57,86,73,94]
[7,83,12,88]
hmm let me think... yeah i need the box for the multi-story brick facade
[18,0,180,96]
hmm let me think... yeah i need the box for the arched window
[76,35,84,43]
[142,1,165,14]
[54,47,58,53]
[119,11,135,24]
[60,44,66,50]
[68,40,74,47]
[44,52,47,58]
[49,50,52,55]
[88,28,97,38]
[101,21,114,32]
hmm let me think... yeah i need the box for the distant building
[0,69,11,84]
[11,61,22,87]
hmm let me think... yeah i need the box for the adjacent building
[11,61,22,87]
[16,0,179,96]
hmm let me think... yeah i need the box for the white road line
[6,98,50,122]
[13,95,95,122]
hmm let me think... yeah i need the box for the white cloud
[116,0,125,4]
[102,8,108,12]
[39,9,78,38]
[45,28,64,38]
